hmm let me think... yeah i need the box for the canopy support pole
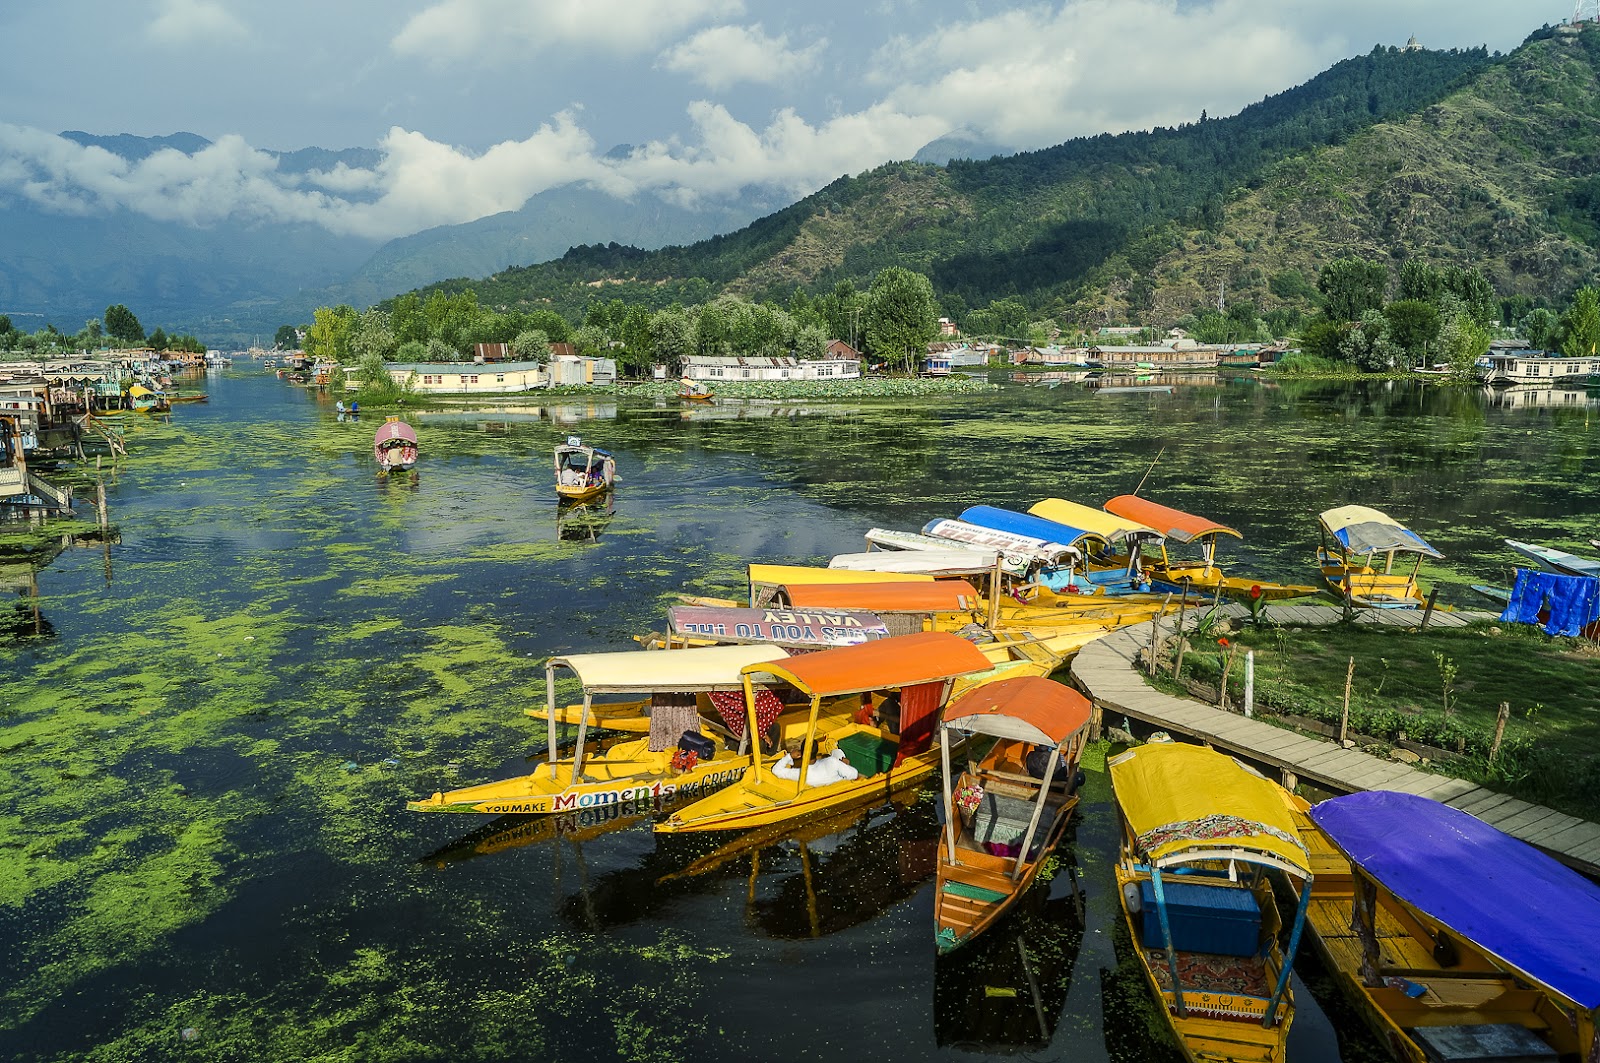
[940,728,959,867]
[1151,866,1188,1019]
[987,554,1003,632]
[570,693,592,783]
[1011,744,1060,881]
[795,694,822,798]
[546,662,559,776]
[1262,877,1312,1027]
[743,675,764,785]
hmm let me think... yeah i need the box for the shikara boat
[679,378,714,403]
[373,417,418,473]
[656,630,996,834]
[1317,505,1441,608]
[1299,791,1599,1063]
[747,563,932,608]
[643,604,892,650]
[554,437,616,502]
[828,548,1004,578]
[1504,538,1600,579]
[1103,494,1321,600]
[934,676,1092,954]
[409,643,812,815]
[127,383,170,412]
[959,504,1156,597]
[1110,742,1311,1063]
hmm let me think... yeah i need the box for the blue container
[1139,879,1262,957]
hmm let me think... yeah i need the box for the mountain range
[416,24,1600,328]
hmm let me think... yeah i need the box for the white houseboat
[1478,351,1600,386]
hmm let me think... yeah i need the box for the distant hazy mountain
[1,133,785,345]
[913,131,1012,165]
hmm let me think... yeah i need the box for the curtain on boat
[891,681,944,767]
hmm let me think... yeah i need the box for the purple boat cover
[1310,790,1600,1009]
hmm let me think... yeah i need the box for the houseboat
[1478,351,1600,386]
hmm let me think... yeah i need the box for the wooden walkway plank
[1070,614,1599,875]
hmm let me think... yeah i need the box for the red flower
[1217,637,1230,647]
[1249,584,1263,600]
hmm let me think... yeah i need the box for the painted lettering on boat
[517,767,747,815]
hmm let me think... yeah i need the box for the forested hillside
[1071,25,1600,324]
[416,41,1497,321]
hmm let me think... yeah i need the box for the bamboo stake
[1339,657,1355,744]
[1218,643,1238,709]
[1146,593,1172,677]
[1490,701,1510,765]
[1420,586,1438,630]
[1171,586,1191,678]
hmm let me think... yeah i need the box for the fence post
[1339,657,1354,744]
[1218,644,1238,710]
[1244,651,1255,718]
[1147,593,1172,677]
[1420,586,1439,630]
[1489,701,1510,765]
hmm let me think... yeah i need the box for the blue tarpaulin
[1499,568,1600,637]
[1311,791,1600,1010]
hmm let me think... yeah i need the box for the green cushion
[835,733,898,777]
[943,880,1008,902]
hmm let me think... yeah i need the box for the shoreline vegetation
[352,373,998,407]
[1142,617,1600,821]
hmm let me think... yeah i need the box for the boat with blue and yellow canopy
[1104,494,1321,601]
[1317,505,1441,608]
[1110,742,1311,1063]
[960,504,1155,597]
[1297,791,1599,1063]
[656,630,995,834]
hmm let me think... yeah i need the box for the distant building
[937,317,959,337]
[388,361,548,393]
[826,340,862,361]
[473,342,511,363]
[1089,345,1220,370]
[682,354,860,382]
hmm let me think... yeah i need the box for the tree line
[0,304,207,356]
[289,267,944,383]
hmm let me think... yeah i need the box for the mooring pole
[1490,701,1510,765]
[1339,657,1355,744]
[1420,586,1438,630]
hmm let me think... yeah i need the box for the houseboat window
[742,369,751,378]
[470,376,480,384]
[496,374,505,382]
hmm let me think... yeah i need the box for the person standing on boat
[336,400,345,414]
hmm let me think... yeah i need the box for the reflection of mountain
[932,845,1085,1054]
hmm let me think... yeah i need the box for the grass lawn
[1164,619,1600,819]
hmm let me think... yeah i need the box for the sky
[0,0,1579,244]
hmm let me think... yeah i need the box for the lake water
[4,366,1597,1061]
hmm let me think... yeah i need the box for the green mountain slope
[1071,26,1600,323]
[419,42,1495,319]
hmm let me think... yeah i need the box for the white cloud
[146,0,247,45]
[392,0,744,61]
[658,24,826,89]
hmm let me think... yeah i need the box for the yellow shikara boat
[1316,505,1441,608]
[934,676,1092,954]
[656,630,996,834]
[554,437,616,502]
[1293,791,1598,1063]
[409,643,829,816]
[1103,494,1322,601]
[1110,742,1312,1063]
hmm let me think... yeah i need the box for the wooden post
[1339,657,1354,744]
[1420,586,1439,630]
[1489,701,1510,765]
[1218,644,1238,709]
[1146,593,1172,677]
[1244,650,1254,718]
[95,480,108,533]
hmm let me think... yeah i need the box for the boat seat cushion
[968,792,1042,857]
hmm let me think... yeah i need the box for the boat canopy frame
[1103,494,1240,574]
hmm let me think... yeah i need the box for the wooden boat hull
[656,724,945,833]
[935,797,1073,954]
[1319,553,1425,609]
[1286,799,1589,1063]
[556,482,610,502]
[1113,863,1293,1063]
[1151,567,1322,601]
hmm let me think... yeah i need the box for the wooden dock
[1071,603,1600,875]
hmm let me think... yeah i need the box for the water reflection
[557,497,615,542]
[1481,383,1599,409]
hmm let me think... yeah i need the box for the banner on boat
[669,606,890,646]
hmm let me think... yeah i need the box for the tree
[1522,307,1560,351]
[1440,266,1497,327]
[512,329,550,361]
[1436,312,1491,381]
[864,267,940,373]
[1563,287,1600,358]
[148,327,170,352]
[273,324,300,350]
[1317,258,1388,322]
[1398,259,1443,303]
[104,304,144,344]
[649,306,694,372]
[350,308,397,365]
[304,305,358,364]
[1383,299,1440,368]
[1298,318,1347,361]
[1338,310,1398,371]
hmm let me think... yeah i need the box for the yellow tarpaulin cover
[1029,497,1156,542]
[1109,742,1309,876]
[748,563,932,588]
[128,384,154,397]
